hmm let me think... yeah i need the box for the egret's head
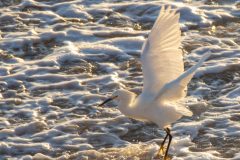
[98,89,135,107]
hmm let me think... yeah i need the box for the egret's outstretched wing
[155,53,210,102]
[141,6,183,97]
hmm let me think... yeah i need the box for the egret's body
[116,90,182,128]
[99,5,210,160]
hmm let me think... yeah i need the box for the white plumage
[141,6,183,98]
[99,5,210,159]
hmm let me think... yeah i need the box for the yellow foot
[159,146,165,155]
[155,146,165,159]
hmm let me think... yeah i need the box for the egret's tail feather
[177,106,192,117]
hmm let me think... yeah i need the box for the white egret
[99,5,210,160]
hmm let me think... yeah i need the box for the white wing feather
[141,6,183,97]
[155,52,210,102]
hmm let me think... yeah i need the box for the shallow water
[0,0,240,159]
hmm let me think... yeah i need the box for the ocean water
[0,0,240,159]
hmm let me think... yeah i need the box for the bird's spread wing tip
[141,5,182,97]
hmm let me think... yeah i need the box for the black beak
[98,96,118,107]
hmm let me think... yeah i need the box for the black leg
[159,129,169,153]
[157,128,170,158]
[164,128,172,160]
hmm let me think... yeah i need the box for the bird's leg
[156,128,169,158]
[163,127,172,160]
[158,129,169,155]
